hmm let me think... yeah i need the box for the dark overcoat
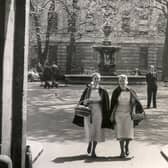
[146,72,157,89]
[109,86,144,129]
[72,86,111,128]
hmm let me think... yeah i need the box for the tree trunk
[41,1,55,65]
[33,13,43,64]
[66,4,77,74]
[31,0,55,66]
[41,19,51,65]
[66,33,75,74]
[30,0,42,64]
[162,16,168,81]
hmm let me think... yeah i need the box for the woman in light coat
[109,74,144,158]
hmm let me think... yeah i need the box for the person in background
[51,63,59,88]
[36,62,44,86]
[109,74,143,158]
[73,72,110,157]
[146,65,158,108]
[134,68,141,76]
[43,62,52,88]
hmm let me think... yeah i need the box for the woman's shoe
[120,152,125,158]
[125,146,129,156]
[91,152,97,158]
[87,144,91,154]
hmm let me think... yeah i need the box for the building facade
[29,0,166,78]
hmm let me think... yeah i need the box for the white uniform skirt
[115,112,134,140]
[84,102,105,142]
[115,91,134,140]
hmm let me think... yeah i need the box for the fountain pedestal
[93,21,120,75]
[93,45,120,75]
[64,74,146,85]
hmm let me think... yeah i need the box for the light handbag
[132,112,145,121]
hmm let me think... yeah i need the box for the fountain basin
[64,74,146,85]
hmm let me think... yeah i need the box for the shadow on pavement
[134,112,168,145]
[53,154,88,163]
[160,151,168,162]
[53,155,133,163]
[84,156,133,162]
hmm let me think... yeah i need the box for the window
[139,47,148,70]
[122,16,130,33]
[48,46,58,64]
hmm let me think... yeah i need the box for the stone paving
[27,82,168,168]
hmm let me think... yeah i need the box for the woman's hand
[84,99,94,105]
[83,99,90,105]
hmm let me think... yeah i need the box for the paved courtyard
[27,82,168,168]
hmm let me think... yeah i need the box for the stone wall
[57,44,67,74]
[69,42,164,76]
[29,0,166,78]
[29,41,164,77]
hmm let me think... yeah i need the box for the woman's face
[92,75,100,85]
[119,77,128,89]
[150,66,154,73]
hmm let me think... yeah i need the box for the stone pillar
[0,0,6,152]
[11,1,30,168]
[1,0,15,156]
[0,0,30,168]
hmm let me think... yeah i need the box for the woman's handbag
[75,87,92,117]
[132,112,145,121]
[75,104,91,117]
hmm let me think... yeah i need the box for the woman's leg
[91,141,97,157]
[87,141,92,154]
[119,140,125,158]
[125,139,130,156]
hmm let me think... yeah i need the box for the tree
[30,0,161,74]
[153,0,168,81]
[30,0,56,66]
[30,0,98,73]
[30,0,84,73]
[60,0,80,74]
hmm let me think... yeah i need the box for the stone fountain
[64,2,146,85]
[93,20,120,75]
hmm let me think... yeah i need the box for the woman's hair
[150,65,154,69]
[118,74,128,83]
[91,72,101,79]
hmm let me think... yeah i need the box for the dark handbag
[75,104,91,117]
[75,87,92,117]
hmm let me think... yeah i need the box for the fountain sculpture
[93,20,120,75]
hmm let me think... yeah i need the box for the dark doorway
[139,47,148,70]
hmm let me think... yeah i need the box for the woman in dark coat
[109,74,144,158]
[73,72,110,157]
